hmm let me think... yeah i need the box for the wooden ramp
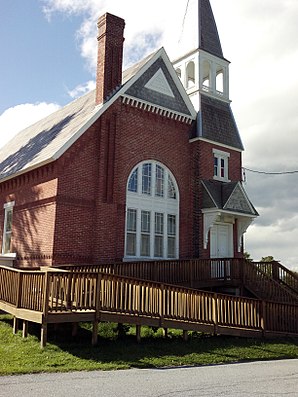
[1,265,298,347]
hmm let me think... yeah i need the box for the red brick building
[0,1,257,268]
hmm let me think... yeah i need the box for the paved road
[0,359,297,397]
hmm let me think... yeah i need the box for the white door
[210,224,233,258]
[210,224,233,278]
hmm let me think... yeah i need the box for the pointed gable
[199,0,223,58]
[124,54,193,117]
[202,180,258,216]
[224,184,258,215]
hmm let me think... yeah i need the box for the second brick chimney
[96,13,125,105]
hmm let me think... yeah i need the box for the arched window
[186,61,195,89]
[125,161,179,260]
[175,68,182,81]
[202,60,211,91]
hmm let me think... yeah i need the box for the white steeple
[172,0,230,111]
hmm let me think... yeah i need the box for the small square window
[213,149,230,181]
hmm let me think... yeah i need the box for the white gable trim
[122,95,193,124]
[189,137,243,153]
[202,208,256,219]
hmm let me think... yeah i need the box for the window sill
[213,176,231,183]
[0,253,16,267]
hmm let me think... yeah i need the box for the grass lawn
[0,314,298,375]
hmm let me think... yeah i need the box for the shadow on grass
[45,322,298,369]
[1,315,297,370]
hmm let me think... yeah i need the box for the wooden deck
[1,259,298,347]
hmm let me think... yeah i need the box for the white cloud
[43,0,188,71]
[67,80,96,99]
[0,102,60,149]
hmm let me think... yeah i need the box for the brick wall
[52,99,194,264]
[0,166,58,267]
[0,99,244,267]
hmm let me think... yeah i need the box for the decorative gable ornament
[144,68,175,98]
[224,184,255,214]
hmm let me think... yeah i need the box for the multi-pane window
[154,212,164,257]
[213,149,230,182]
[142,163,152,195]
[126,161,179,259]
[155,165,164,197]
[167,214,176,258]
[126,209,137,256]
[141,211,151,256]
[2,201,15,254]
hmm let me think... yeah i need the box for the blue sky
[1,0,298,268]
[0,1,89,114]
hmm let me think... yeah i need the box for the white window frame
[213,149,230,182]
[125,161,179,260]
[2,201,15,255]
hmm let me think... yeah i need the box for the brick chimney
[96,13,125,105]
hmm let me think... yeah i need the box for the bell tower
[173,0,230,111]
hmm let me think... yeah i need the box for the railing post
[13,317,19,335]
[66,273,73,310]
[240,259,244,291]
[92,273,102,346]
[261,300,266,337]
[22,321,28,338]
[272,261,279,282]
[41,271,50,349]
[16,272,22,308]
[13,272,23,335]
[160,284,165,328]
[212,293,218,335]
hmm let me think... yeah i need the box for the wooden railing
[45,270,263,331]
[243,261,298,304]
[61,259,298,304]
[0,266,45,311]
[61,258,242,286]
[1,264,298,347]
[2,266,297,334]
[265,301,298,335]
[253,261,298,294]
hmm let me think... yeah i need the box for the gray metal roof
[0,91,97,181]
[198,95,244,150]
[199,0,223,58]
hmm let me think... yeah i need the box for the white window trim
[213,149,230,182]
[2,201,15,255]
[125,161,179,260]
